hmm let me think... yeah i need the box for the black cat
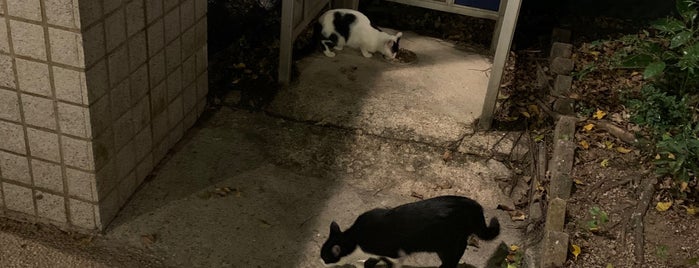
[320,195,500,268]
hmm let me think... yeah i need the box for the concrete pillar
[0,0,208,231]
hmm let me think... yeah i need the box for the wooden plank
[292,0,329,39]
[479,0,522,130]
[386,0,499,20]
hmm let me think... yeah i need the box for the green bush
[613,0,699,188]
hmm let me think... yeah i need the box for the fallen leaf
[442,150,453,162]
[571,244,581,260]
[534,134,545,142]
[604,141,614,149]
[510,245,520,252]
[520,111,531,118]
[233,63,246,69]
[681,181,689,192]
[574,178,585,185]
[583,123,595,131]
[655,154,661,160]
[656,201,673,212]
[579,140,590,149]
[593,109,607,119]
[616,147,632,154]
[687,205,696,215]
[508,210,527,221]
[606,264,614,268]
[141,234,157,246]
[600,159,609,167]
[668,153,676,159]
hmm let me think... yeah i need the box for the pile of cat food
[389,48,417,64]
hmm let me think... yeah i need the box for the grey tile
[26,127,60,162]
[125,0,145,37]
[88,93,111,137]
[49,27,85,68]
[0,120,26,154]
[22,94,57,130]
[77,0,102,27]
[69,198,97,229]
[165,38,180,74]
[113,109,134,150]
[132,96,151,131]
[133,125,151,161]
[36,191,67,223]
[167,95,183,128]
[194,17,207,50]
[31,158,64,192]
[10,20,46,60]
[57,102,92,138]
[0,151,31,184]
[53,66,89,105]
[2,182,35,215]
[66,168,97,202]
[163,7,179,43]
[181,54,196,87]
[108,46,129,87]
[84,61,109,103]
[195,45,207,75]
[148,50,166,85]
[146,19,164,56]
[96,188,119,229]
[195,0,207,20]
[103,0,124,14]
[144,0,163,24]
[135,152,152,186]
[110,80,131,121]
[0,19,9,53]
[0,88,21,122]
[166,66,181,102]
[129,64,149,104]
[95,157,116,197]
[163,0,178,11]
[196,71,208,100]
[44,0,81,29]
[150,81,167,115]
[16,58,52,97]
[114,140,135,185]
[0,54,16,89]
[61,135,95,171]
[181,26,196,59]
[180,0,195,30]
[116,169,135,207]
[128,31,147,72]
[151,109,167,144]
[92,129,114,171]
[104,9,126,52]
[182,83,196,115]
[82,23,106,68]
[7,0,41,21]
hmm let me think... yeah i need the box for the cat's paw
[362,52,372,58]
[324,51,336,57]
[334,46,343,51]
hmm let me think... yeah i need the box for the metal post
[278,0,295,85]
[479,0,522,130]
[490,0,508,54]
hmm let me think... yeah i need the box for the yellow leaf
[528,104,540,115]
[571,244,581,260]
[574,179,585,185]
[687,205,697,215]
[579,140,590,149]
[656,201,673,212]
[510,245,520,252]
[234,63,246,69]
[681,182,689,192]
[607,264,614,268]
[668,153,676,159]
[520,111,531,118]
[655,154,661,160]
[600,159,609,167]
[593,109,607,120]
[604,141,614,149]
[616,147,632,154]
[583,123,595,131]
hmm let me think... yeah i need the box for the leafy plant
[587,206,609,232]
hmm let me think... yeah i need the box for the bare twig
[630,175,656,266]
[596,119,637,144]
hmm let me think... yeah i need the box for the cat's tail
[476,217,500,241]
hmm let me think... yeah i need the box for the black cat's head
[320,221,354,264]
[383,32,403,59]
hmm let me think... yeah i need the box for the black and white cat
[320,195,500,268]
[317,9,402,59]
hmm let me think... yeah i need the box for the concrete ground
[1,32,525,267]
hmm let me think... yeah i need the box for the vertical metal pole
[278,0,295,85]
[490,0,508,54]
[479,0,522,130]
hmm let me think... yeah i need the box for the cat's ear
[330,221,341,234]
[331,245,341,257]
[385,40,395,47]
[395,32,403,39]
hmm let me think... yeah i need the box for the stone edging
[539,28,577,268]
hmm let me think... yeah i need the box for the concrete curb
[536,28,577,268]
